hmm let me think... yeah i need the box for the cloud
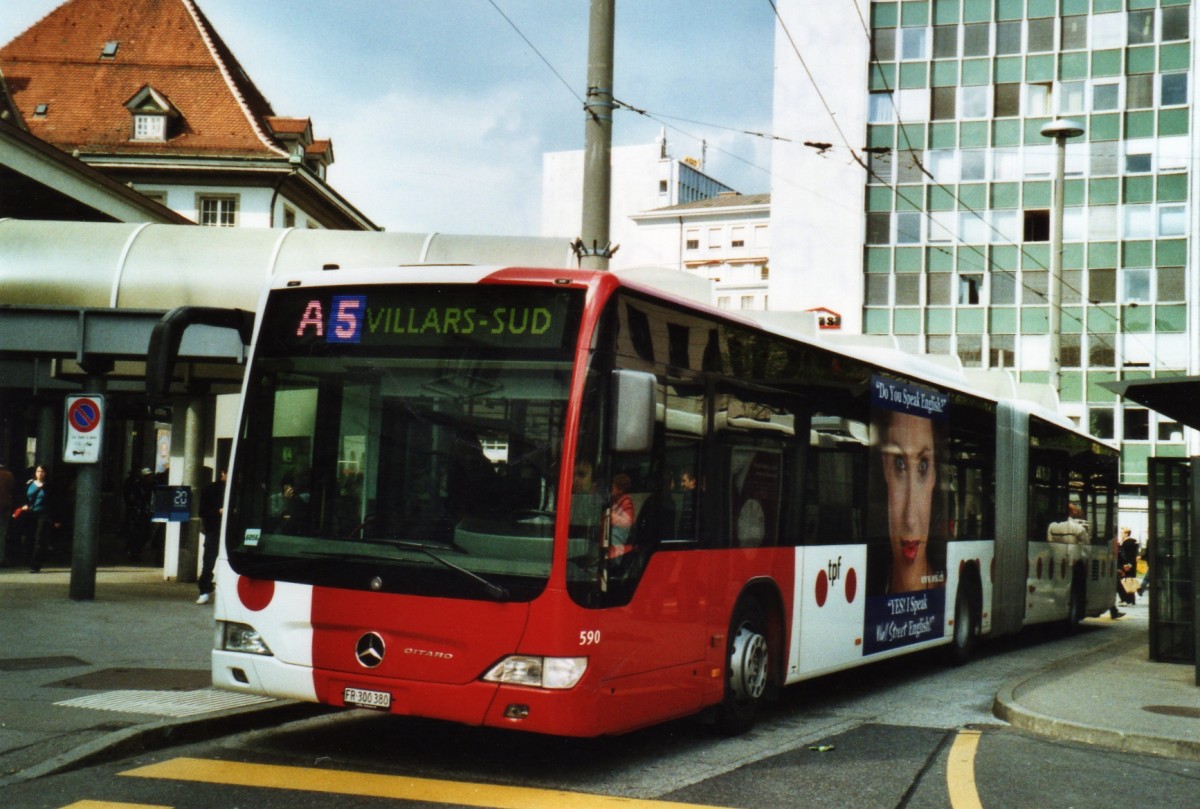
[326,87,553,235]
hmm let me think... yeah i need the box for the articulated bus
[151,265,1119,736]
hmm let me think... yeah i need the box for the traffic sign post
[66,388,107,601]
[64,394,104,464]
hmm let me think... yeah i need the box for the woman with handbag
[16,464,52,573]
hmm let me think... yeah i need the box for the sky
[1,1,777,236]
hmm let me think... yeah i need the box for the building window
[1161,73,1188,106]
[1090,268,1117,303]
[1061,16,1088,50]
[1091,82,1119,111]
[1128,10,1155,45]
[101,40,119,59]
[994,84,1020,117]
[933,25,958,58]
[740,295,755,310]
[1028,18,1054,52]
[995,21,1021,55]
[1090,408,1115,439]
[1123,268,1151,304]
[869,92,895,123]
[900,28,927,61]
[1126,74,1153,109]
[1025,83,1052,117]
[1023,210,1050,242]
[1159,204,1186,237]
[685,229,700,250]
[1162,6,1189,42]
[716,296,730,310]
[958,274,982,305]
[931,87,956,120]
[989,334,1015,369]
[962,23,989,56]
[658,180,668,193]
[707,228,722,248]
[198,195,239,227]
[1124,409,1150,441]
[1092,13,1125,49]
[871,28,895,61]
[141,190,167,205]
[896,212,922,244]
[133,114,166,141]
[283,206,296,228]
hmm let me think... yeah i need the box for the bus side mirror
[611,370,656,454]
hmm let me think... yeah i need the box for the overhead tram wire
[488,0,856,216]
[486,0,586,109]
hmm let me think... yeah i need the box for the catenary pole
[577,0,615,270]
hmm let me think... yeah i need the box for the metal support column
[173,395,205,583]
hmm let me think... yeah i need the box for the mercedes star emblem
[355,632,386,668]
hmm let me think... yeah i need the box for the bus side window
[806,413,869,545]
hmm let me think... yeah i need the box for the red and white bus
[152,265,1119,736]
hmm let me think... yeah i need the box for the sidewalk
[994,605,1200,761]
[0,565,314,787]
[1,568,1198,790]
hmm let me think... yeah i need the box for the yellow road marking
[946,730,984,809]
[61,796,171,801]
[122,757,724,809]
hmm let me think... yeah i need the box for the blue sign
[152,485,192,523]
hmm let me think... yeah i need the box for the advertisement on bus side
[863,375,949,655]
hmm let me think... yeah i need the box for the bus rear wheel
[715,598,769,735]
[946,579,980,666]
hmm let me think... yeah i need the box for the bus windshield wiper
[359,538,510,601]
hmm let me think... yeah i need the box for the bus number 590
[579,630,601,646]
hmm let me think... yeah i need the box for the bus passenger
[607,473,635,557]
[878,411,946,593]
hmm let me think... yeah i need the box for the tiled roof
[0,0,289,159]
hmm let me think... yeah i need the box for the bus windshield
[225,284,584,601]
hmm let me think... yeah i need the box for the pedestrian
[1118,528,1140,606]
[0,461,13,567]
[1138,541,1151,598]
[125,468,154,562]
[17,464,53,573]
[1108,528,1126,619]
[196,469,226,605]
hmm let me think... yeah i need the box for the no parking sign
[64,394,104,464]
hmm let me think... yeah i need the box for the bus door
[790,404,871,680]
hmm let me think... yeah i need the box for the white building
[630,192,772,311]
[541,132,734,266]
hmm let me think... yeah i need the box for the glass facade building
[854,0,1194,486]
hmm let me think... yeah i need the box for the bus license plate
[343,687,391,710]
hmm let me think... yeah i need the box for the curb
[993,633,1200,762]
[0,700,326,787]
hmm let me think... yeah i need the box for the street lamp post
[1041,118,1085,398]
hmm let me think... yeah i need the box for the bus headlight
[219,621,274,656]
[482,655,587,690]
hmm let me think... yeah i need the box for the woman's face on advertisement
[881,412,936,562]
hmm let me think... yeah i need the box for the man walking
[196,469,226,605]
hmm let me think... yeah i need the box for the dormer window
[123,85,178,143]
[133,114,166,141]
[101,40,119,59]
[33,103,49,117]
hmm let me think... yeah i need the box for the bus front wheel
[715,597,770,735]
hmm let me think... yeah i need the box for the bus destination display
[263,286,581,353]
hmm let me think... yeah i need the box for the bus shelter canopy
[1102,377,1200,431]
